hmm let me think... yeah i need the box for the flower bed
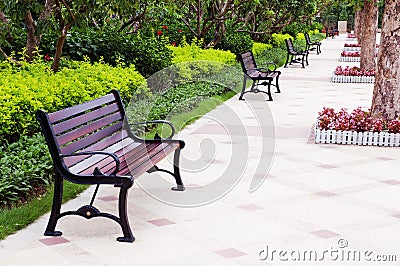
[331,66,375,83]
[339,51,360,61]
[315,107,400,147]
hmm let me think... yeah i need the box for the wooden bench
[305,32,321,54]
[237,51,281,101]
[284,38,309,68]
[36,90,185,242]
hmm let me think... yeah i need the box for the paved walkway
[1,34,400,266]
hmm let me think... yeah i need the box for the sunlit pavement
[1,34,400,266]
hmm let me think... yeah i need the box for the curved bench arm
[129,120,176,140]
[61,151,120,176]
[259,62,277,72]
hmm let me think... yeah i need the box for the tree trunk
[353,8,363,39]
[360,0,378,70]
[24,11,41,61]
[51,25,70,72]
[370,0,400,120]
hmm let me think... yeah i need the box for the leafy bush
[283,22,311,37]
[0,59,147,142]
[169,38,236,65]
[252,43,273,56]
[271,33,293,49]
[254,47,287,68]
[60,27,173,77]
[216,30,254,54]
[0,133,52,208]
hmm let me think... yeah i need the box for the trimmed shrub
[0,59,147,142]
[169,39,236,65]
[252,43,273,57]
[271,33,293,49]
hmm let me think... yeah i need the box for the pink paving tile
[98,196,118,202]
[311,230,340,239]
[318,164,339,169]
[376,157,395,161]
[39,236,70,246]
[238,204,264,212]
[148,218,176,226]
[315,191,339,197]
[275,127,311,138]
[321,145,338,149]
[214,248,247,259]
[382,180,400,185]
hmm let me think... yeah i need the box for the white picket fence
[339,56,360,62]
[343,47,361,51]
[315,125,400,147]
[331,74,375,83]
[343,47,379,52]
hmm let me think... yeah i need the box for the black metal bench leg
[171,148,185,191]
[44,173,63,237]
[116,185,135,242]
[301,55,305,68]
[284,54,290,67]
[305,53,309,66]
[275,76,281,93]
[267,83,273,101]
[239,74,247,100]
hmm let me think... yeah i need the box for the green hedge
[0,133,52,208]
[0,59,147,142]
[169,39,236,65]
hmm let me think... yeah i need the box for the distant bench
[237,51,281,101]
[36,90,185,242]
[305,32,321,54]
[284,38,309,68]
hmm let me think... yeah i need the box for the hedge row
[0,59,147,142]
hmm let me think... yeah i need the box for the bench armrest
[61,151,120,176]
[259,62,277,72]
[129,120,176,140]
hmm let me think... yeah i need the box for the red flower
[162,25,168,29]
[178,29,183,33]
[157,30,163,36]
[44,54,51,61]
[171,42,177,46]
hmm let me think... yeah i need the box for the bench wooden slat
[49,93,116,123]
[53,103,120,135]
[57,112,122,147]
[60,121,123,155]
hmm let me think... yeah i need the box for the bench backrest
[304,32,312,44]
[237,51,258,73]
[285,38,297,53]
[36,90,131,172]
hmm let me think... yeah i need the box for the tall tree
[236,0,332,39]
[176,0,252,48]
[360,0,378,70]
[353,7,363,39]
[370,0,400,120]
